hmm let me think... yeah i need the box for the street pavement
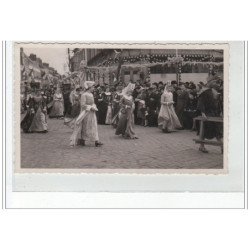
[21,118,223,169]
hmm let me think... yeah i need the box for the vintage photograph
[15,43,228,172]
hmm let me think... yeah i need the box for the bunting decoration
[94,52,222,68]
[85,60,223,71]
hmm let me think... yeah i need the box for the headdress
[122,82,135,95]
[166,81,171,87]
[83,81,95,90]
[163,81,172,94]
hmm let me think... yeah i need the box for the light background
[0,1,249,250]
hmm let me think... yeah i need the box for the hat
[83,81,95,90]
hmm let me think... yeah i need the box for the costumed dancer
[70,81,103,147]
[158,84,182,133]
[111,85,123,128]
[49,88,64,118]
[115,83,138,139]
[21,88,48,133]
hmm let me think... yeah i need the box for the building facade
[69,48,224,85]
[20,48,60,91]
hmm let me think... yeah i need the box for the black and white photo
[15,42,228,172]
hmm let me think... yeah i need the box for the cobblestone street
[21,118,223,169]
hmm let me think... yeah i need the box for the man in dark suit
[175,82,189,128]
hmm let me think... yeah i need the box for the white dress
[158,91,182,131]
[70,92,99,146]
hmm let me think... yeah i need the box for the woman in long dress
[70,81,103,147]
[49,88,64,118]
[21,89,48,133]
[105,87,113,125]
[158,85,182,133]
[111,85,123,128]
[115,83,138,139]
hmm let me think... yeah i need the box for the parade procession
[19,47,224,169]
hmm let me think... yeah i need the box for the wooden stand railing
[193,116,223,154]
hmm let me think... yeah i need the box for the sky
[23,47,68,75]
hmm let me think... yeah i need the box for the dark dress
[115,96,137,139]
[197,88,223,139]
[111,92,122,128]
[21,95,35,132]
[21,95,48,133]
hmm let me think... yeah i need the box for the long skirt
[111,104,120,128]
[70,110,99,146]
[111,111,120,128]
[49,100,64,118]
[21,111,35,133]
[158,104,182,131]
[105,105,112,124]
[115,110,136,139]
[29,107,48,132]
